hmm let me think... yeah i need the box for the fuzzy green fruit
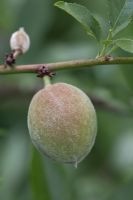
[28,83,97,166]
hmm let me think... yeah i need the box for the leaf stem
[99,29,113,56]
[107,45,118,55]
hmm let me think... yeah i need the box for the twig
[0,56,133,75]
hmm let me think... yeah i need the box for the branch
[0,56,133,75]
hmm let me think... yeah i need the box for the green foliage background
[0,0,133,200]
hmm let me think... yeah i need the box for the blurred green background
[0,0,133,200]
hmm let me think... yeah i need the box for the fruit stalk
[43,76,51,87]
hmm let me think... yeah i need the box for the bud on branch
[10,27,30,54]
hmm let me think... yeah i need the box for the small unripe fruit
[28,83,97,166]
[10,27,30,53]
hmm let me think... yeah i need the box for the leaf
[30,147,51,200]
[54,1,101,41]
[114,38,133,53]
[108,0,133,36]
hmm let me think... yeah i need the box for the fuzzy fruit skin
[28,83,97,164]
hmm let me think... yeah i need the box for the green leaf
[30,147,51,200]
[54,1,101,41]
[108,0,133,36]
[114,38,133,53]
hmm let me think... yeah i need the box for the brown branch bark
[0,57,133,75]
